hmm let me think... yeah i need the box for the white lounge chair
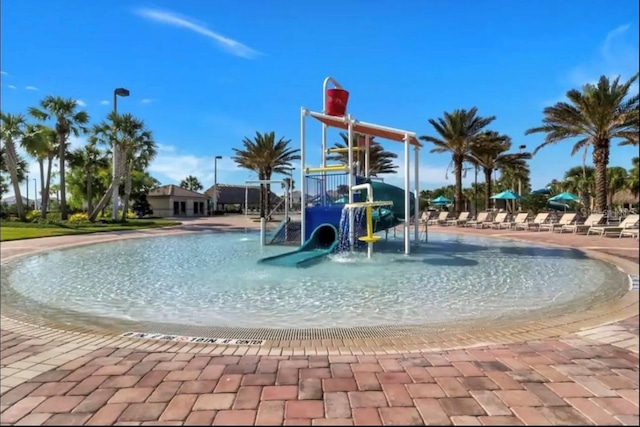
[465,212,490,228]
[620,228,639,239]
[428,211,449,226]
[559,213,604,234]
[487,212,509,229]
[539,213,577,232]
[446,212,470,226]
[500,212,529,229]
[587,215,640,237]
[514,212,549,231]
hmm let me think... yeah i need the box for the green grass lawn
[0,219,181,242]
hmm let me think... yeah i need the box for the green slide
[258,224,339,268]
[363,181,415,232]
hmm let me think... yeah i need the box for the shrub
[69,213,89,222]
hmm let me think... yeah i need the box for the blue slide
[258,224,339,268]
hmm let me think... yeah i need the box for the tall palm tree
[327,133,398,176]
[21,124,57,216]
[525,74,639,212]
[0,113,31,220]
[467,131,531,208]
[562,166,595,210]
[68,142,108,215]
[29,97,90,220]
[120,127,156,221]
[232,131,300,218]
[420,108,496,215]
[180,175,203,192]
[0,146,29,204]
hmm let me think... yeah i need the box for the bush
[69,213,89,223]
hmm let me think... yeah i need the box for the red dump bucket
[325,88,349,116]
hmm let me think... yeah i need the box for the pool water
[0,232,627,329]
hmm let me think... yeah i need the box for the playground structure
[260,77,423,266]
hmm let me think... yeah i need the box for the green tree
[29,97,90,220]
[0,113,31,220]
[232,131,300,218]
[67,142,108,214]
[180,175,203,192]
[327,133,398,175]
[607,166,629,207]
[525,74,639,212]
[627,157,639,198]
[21,124,57,217]
[420,108,496,215]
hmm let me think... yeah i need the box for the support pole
[364,135,370,178]
[244,185,248,216]
[260,217,266,246]
[284,182,289,242]
[300,108,307,245]
[414,146,420,244]
[347,115,355,250]
[403,134,411,255]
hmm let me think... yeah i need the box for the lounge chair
[465,212,490,228]
[428,211,449,226]
[620,228,639,239]
[420,211,431,224]
[446,212,470,226]
[559,214,604,234]
[539,213,577,232]
[499,212,529,229]
[587,214,640,237]
[514,212,550,231]
[487,212,509,229]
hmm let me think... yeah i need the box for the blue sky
[2,0,638,197]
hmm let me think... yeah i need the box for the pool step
[629,274,639,291]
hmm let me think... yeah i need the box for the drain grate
[629,275,639,291]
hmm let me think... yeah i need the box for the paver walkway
[1,218,638,425]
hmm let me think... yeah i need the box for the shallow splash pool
[0,232,628,330]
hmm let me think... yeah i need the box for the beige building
[147,185,209,217]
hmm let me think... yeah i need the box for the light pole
[112,87,130,221]
[26,174,29,210]
[33,178,37,210]
[518,144,526,211]
[213,155,222,214]
[286,167,295,211]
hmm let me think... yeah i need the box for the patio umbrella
[431,195,452,204]
[548,192,580,202]
[490,190,522,200]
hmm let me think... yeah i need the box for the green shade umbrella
[490,190,522,200]
[431,196,452,205]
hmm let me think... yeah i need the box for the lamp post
[26,174,29,210]
[518,144,526,211]
[112,87,130,221]
[33,178,37,210]
[213,155,222,214]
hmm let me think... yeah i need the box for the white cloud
[100,100,109,106]
[75,99,87,107]
[134,8,261,59]
[25,85,38,91]
[0,71,7,75]
[141,98,153,104]
[558,24,638,99]
[7,84,16,89]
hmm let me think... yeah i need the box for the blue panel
[304,206,344,240]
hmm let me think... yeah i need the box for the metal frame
[246,179,289,246]
[300,77,423,255]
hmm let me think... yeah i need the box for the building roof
[204,184,281,205]
[148,185,208,199]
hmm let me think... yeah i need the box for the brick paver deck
[1,218,638,425]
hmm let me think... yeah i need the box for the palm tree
[420,108,496,215]
[525,74,639,212]
[180,175,203,192]
[627,157,639,198]
[607,166,629,208]
[21,124,57,217]
[467,131,531,208]
[68,142,108,214]
[232,131,300,218]
[0,113,31,220]
[29,97,90,220]
[119,122,156,221]
[0,146,29,205]
[327,133,398,175]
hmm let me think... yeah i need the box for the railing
[304,173,350,207]
[268,220,302,246]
